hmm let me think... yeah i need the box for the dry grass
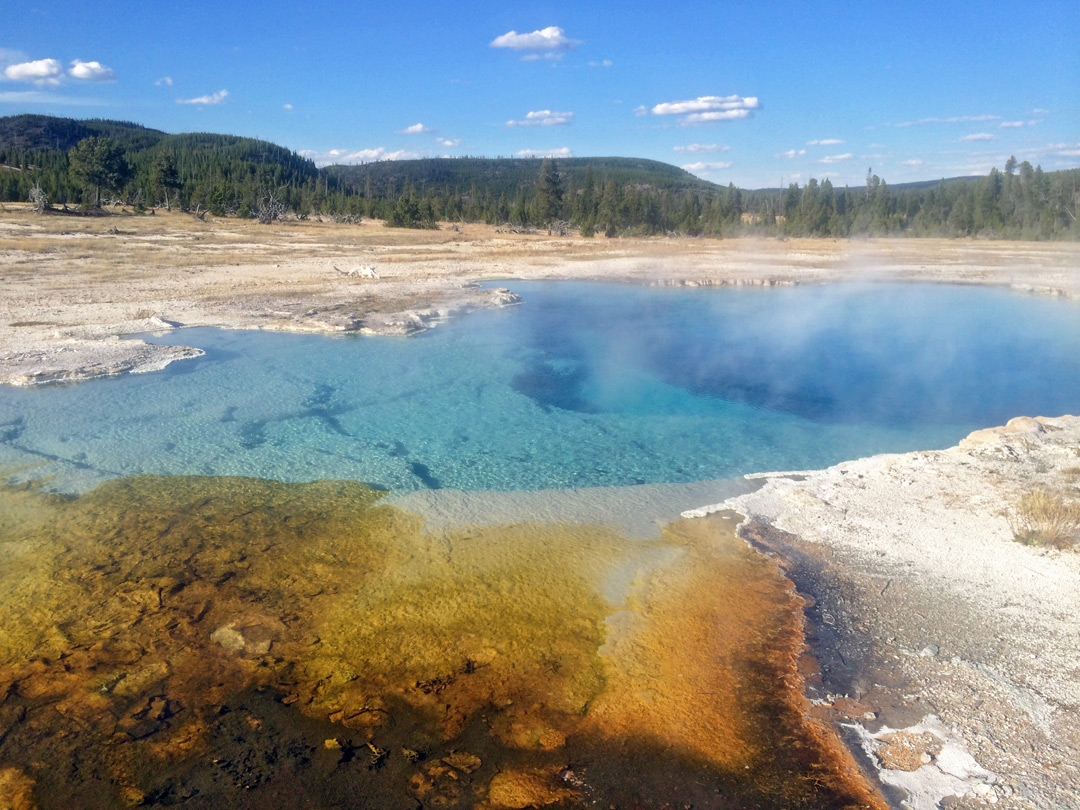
[1007,490,1080,549]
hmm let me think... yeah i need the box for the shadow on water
[0,475,885,809]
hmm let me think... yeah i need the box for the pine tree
[68,136,130,207]
[149,153,180,210]
[531,158,564,227]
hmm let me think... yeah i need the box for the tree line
[1,115,1077,239]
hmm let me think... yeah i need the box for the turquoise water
[2,282,1079,493]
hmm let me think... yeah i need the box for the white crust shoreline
[685,416,1080,809]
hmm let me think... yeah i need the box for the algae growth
[0,475,883,809]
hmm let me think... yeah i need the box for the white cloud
[283,103,293,110]
[521,52,563,62]
[68,59,116,82]
[959,133,995,142]
[646,95,760,127]
[4,58,64,86]
[651,94,760,116]
[999,121,1025,128]
[491,26,579,51]
[514,147,572,158]
[819,152,854,163]
[896,114,999,127]
[1033,108,1049,115]
[154,76,173,86]
[298,147,423,167]
[633,105,648,117]
[899,159,923,166]
[588,59,613,68]
[1055,143,1080,157]
[397,122,433,134]
[506,110,573,127]
[436,137,461,147]
[674,144,728,153]
[176,89,228,105]
[778,149,806,159]
[807,138,844,145]
[681,161,733,172]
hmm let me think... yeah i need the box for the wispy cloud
[1033,108,1049,115]
[3,58,64,86]
[682,161,733,172]
[899,159,923,166]
[283,103,293,111]
[436,137,461,147]
[778,149,806,159]
[807,138,844,145]
[298,147,423,167]
[0,89,113,106]
[819,152,854,163]
[1053,142,1080,157]
[674,144,729,153]
[68,59,115,82]
[154,76,173,87]
[0,48,28,68]
[176,89,228,105]
[588,59,613,68]
[506,110,573,127]
[397,122,433,134]
[896,114,999,128]
[514,147,572,158]
[959,133,995,142]
[491,26,580,51]
[649,94,760,126]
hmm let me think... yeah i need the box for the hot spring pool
[2,281,1078,494]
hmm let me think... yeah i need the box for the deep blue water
[2,282,1078,493]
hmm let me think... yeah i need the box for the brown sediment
[0,475,884,809]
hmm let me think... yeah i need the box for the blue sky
[2,0,1077,188]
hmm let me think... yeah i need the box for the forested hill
[1,114,1078,240]
[325,157,719,197]
[0,114,319,216]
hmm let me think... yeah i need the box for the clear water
[2,281,1079,494]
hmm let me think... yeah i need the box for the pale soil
[1,206,1078,385]
[2,206,1080,809]
[686,416,1080,809]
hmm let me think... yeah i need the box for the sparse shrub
[1007,490,1080,549]
[255,192,287,224]
[29,183,49,214]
